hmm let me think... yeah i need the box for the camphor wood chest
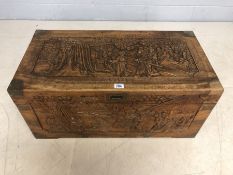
[8,30,223,138]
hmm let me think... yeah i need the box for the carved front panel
[32,37,199,80]
[30,94,203,134]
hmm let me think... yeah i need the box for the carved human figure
[134,47,148,76]
[101,46,114,72]
[147,47,161,76]
[112,51,127,76]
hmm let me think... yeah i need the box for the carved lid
[8,30,223,94]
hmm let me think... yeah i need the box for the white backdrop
[0,0,233,21]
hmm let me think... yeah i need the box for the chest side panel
[28,93,204,136]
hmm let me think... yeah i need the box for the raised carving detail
[32,37,198,78]
[31,95,202,133]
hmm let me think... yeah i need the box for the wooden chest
[8,30,223,138]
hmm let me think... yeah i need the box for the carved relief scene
[31,95,203,134]
[32,37,199,78]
